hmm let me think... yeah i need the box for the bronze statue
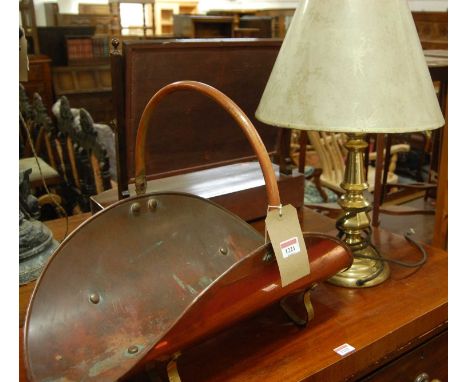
[19,169,58,285]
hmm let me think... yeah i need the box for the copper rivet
[219,247,228,255]
[130,202,141,215]
[148,198,158,211]
[128,345,139,354]
[89,293,100,304]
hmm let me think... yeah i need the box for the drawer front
[362,330,447,382]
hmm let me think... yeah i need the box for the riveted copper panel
[25,192,263,382]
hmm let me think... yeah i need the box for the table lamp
[256,0,444,287]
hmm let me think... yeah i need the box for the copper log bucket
[24,81,352,381]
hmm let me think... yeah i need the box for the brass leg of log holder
[167,352,182,382]
[280,285,316,327]
[328,133,390,288]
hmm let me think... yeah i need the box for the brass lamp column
[328,133,390,287]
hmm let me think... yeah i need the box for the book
[67,37,94,63]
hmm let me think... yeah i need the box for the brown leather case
[24,82,352,381]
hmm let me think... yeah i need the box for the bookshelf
[109,0,156,37]
[173,15,234,38]
[65,35,110,65]
[155,1,199,36]
[207,8,295,38]
[52,64,113,123]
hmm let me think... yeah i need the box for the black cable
[335,205,428,286]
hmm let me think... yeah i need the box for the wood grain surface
[19,208,447,382]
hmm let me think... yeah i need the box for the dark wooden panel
[173,15,234,38]
[52,64,113,124]
[20,55,54,114]
[56,13,113,35]
[239,16,273,38]
[90,162,305,222]
[361,330,447,382]
[64,91,113,124]
[78,3,110,15]
[52,65,111,94]
[37,26,96,66]
[412,12,448,50]
[256,8,296,38]
[120,39,283,184]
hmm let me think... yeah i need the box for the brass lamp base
[328,245,390,288]
[327,133,391,288]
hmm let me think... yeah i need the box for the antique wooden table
[19,207,447,381]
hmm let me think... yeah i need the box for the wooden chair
[304,131,409,196]
[301,130,439,237]
[19,85,61,190]
[370,53,448,228]
[19,88,69,219]
[54,96,113,212]
[19,83,34,157]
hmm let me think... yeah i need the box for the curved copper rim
[24,191,352,380]
[23,191,263,381]
[134,80,281,207]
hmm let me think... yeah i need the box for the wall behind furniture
[198,0,298,13]
[409,0,448,11]
[32,0,448,28]
[33,0,108,26]
[197,0,448,13]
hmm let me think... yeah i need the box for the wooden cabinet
[52,65,113,123]
[413,12,448,50]
[20,55,54,113]
[52,65,111,95]
[173,15,234,38]
[361,330,447,382]
[109,0,156,37]
[44,2,113,35]
[208,8,295,38]
[56,13,113,35]
[155,0,198,35]
[256,8,296,38]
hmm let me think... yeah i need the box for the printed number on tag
[265,204,310,287]
[280,237,300,258]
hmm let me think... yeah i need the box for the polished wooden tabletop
[19,207,447,382]
[156,209,447,382]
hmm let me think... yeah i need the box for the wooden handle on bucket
[134,81,281,207]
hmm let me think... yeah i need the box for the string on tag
[267,204,283,216]
[265,204,283,243]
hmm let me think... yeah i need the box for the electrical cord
[335,205,428,286]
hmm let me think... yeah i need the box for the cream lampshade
[256,0,445,287]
